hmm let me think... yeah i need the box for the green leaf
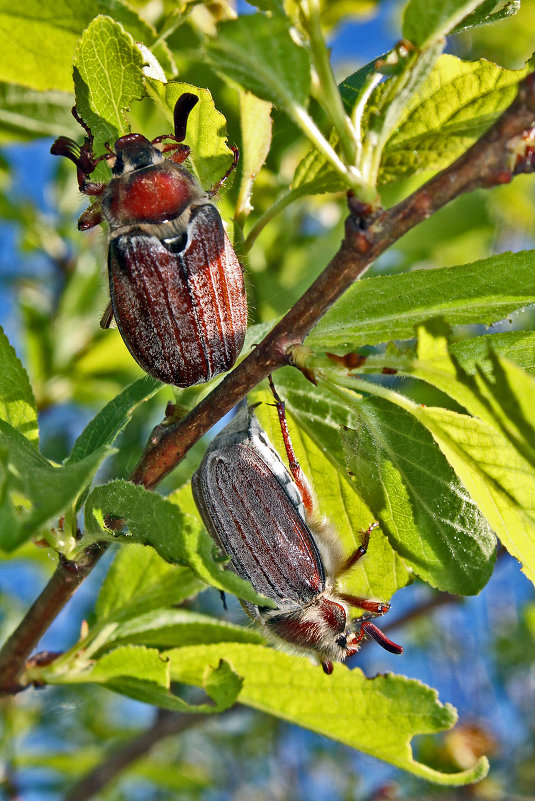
[403,0,487,48]
[67,376,162,464]
[412,320,535,463]
[60,645,243,713]
[293,59,386,197]
[341,398,496,594]
[0,421,109,551]
[236,91,272,220]
[84,480,274,606]
[451,331,535,377]
[73,16,145,147]
[0,0,172,93]
[206,15,310,111]
[337,324,535,586]
[363,41,444,184]
[251,387,410,604]
[412,319,491,418]
[146,81,237,191]
[169,643,489,784]
[89,643,169,685]
[0,84,75,143]
[0,324,38,447]
[306,251,535,350]
[380,55,531,184]
[409,404,535,586]
[292,130,345,196]
[452,0,520,33]
[104,608,264,649]
[95,543,205,622]
[474,352,535,467]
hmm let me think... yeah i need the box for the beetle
[191,380,403,675]
[50,93,247,387]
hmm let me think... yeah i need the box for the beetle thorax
[102,157,205,230]
[262,592,356,662]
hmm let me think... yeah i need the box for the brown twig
[131,72,535,490]
[63,709,208,801]
[1,72,534,695]
[0,550,102,693]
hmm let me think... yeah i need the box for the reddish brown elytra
[191,378,402,674]
[50,94,247,387]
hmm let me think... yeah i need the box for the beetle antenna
[357,619,403,654]
[173,93,199,141]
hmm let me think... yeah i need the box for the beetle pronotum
[51,93,247,387]
[192,379,402,674]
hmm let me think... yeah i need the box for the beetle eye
[162,232,188,254]
[335,634,347,648]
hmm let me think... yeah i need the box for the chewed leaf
[169,643,489,784]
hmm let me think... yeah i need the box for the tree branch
[131,72,535,490]
[1,72,534,694]
[63,709,211,801]
[0,550,102,692]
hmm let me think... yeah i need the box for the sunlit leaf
[169,643,489,784]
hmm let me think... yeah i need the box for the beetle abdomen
[109,203,247,386]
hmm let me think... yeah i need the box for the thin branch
[0,550,103,693]
[131,72,535,490]
[63,709,211,801]
[1,73,534,695]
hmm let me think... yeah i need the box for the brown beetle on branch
[192,380,402,675]
[51,93,247,387]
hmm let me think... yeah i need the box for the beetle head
[263,595,352,672]
[111,133,165,175]
[263,593,402,675]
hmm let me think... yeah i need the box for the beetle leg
[268,375,315,515]
[335,521,380,576]
[207,145,239,197]
[339,594,390,615]
[78,201,104,231]
[161,143,191,165]
[100,301,115,330]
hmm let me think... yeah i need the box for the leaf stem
[243,187,306,251]
[289,105,374,198]
[301,0,359,164]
